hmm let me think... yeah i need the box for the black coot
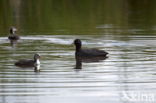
[74,39,108,58]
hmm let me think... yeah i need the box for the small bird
[8,27,20,41]
[73,39,108,58]
[15,53,41,69]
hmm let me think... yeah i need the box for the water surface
[0,34,156,103]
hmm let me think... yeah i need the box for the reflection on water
[9,40,18,48]
[0,35,156,103]
[75,56,108,69]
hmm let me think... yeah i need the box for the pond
[0,0,156,103]
[1,34,156,103]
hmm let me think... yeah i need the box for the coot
[73,39,108,58]
[15,54,40,68]
[8,27,20,41]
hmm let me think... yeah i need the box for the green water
[1,0,156,35]
[0,1,156,103]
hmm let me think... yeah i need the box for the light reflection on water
[0,35,156,103]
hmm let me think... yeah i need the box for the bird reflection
[34,65,40,72]
[10,40,18,48]
[75,56,82,69]
[75,56,108,69]
[15,65,41,72]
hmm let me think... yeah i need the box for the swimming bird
[15,53,41,68]
[8,27,20,41]
[73,39,108,58]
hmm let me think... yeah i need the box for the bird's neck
[76,45,81,52]
[11,32,16,35]
[10,30,15,35]
[34,59,40,65]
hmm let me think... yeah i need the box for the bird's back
[15,59,35,67]
[8,35,20,40]
[76,48,108,57]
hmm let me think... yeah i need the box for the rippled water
[0,34,156,103]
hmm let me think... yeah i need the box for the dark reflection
[75,56,108,69]
[10,40,18,47]
[75,56,82,69]
[15,65,41,72]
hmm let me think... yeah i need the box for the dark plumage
[8,27,20,41]
[74,39,108,58]
[15,54,40,67]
